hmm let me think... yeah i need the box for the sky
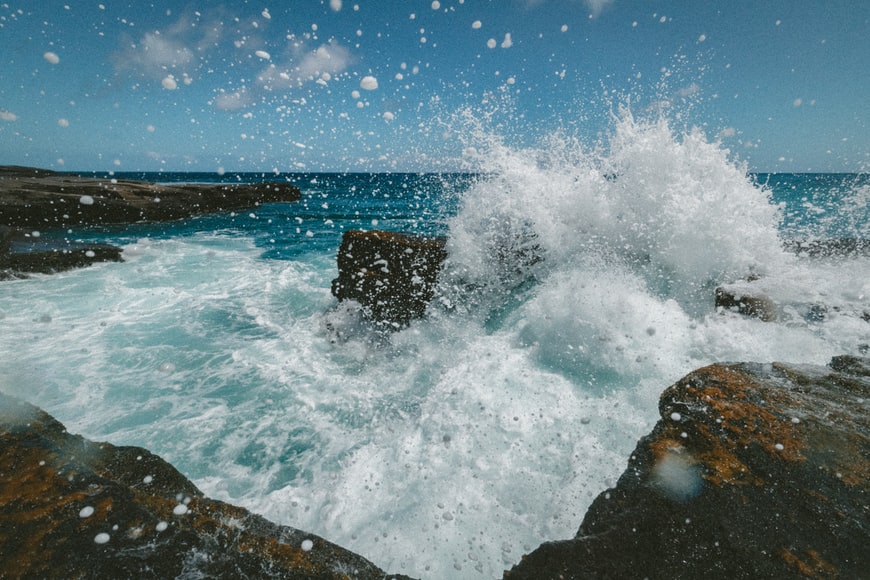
[0,0,867,173]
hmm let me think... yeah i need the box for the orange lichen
[659,365,808,487]
[778,547,839,578]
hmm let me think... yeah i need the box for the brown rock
[506,356,870,579]
[0,392,413,579]
[331,229,447,327]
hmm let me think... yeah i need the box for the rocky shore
[0,165,301,229]
[2,355,867,578]
[0,165,301,278]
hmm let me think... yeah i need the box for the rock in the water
[0,165,301,228]
[331,229,447,327]
[1,225,123,279]
[0,392,411,579]
[715,285,777,321]
[506,356,870,579]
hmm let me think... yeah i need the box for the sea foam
[0,108,867,580]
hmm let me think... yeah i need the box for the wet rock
[715,285,777,321]
[1,226,123,279]
[0,392,412,579]
[0,165,301,229]
[331,229,447,327]
[506,356,870,579]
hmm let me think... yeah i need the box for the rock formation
[1,225,123,280]
[3,356,868,578]
[331,229,448,327]
[0,165,302,279]
[506,355,870,579]
[714,284,777,321]
[0,165,301,229]
[0,392,411,579]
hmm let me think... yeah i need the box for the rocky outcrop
[1,226,123,280]
[331,229,447,327]
[506,355,870,579]
[714,285,777,321]
[0,165,301,229]
[0,392,411,579]
[4,356,868,579]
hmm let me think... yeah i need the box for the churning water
[1,110,868,578]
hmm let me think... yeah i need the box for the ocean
[1,112,868,579]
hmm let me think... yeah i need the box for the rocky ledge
[0,165,301,278]
[1,225,123,280]
[3,356,867,578]
[507,355,870,579]
[0,392,410,579]
[0,165,301,229]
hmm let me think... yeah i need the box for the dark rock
[506,357,870,579]
[331,229,447,327]
[0,165,301,229]
[0,392,413,579]
[1,225,123,279]
[714,285,777,321]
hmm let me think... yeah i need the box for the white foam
[0,113,865,580]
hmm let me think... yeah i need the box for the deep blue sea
[1,114,868,578]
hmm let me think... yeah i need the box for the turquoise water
[1,113,868,578]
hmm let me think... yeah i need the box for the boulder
[0,165,301,229]
[0,392,412,579]
[714,285,777,321]
[331,229,447,327]
[1,226,123,280]
[506,356,870,579]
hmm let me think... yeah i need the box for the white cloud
[116,32,194,79]
[257,41,353,90]
[214,88,254,110]
[585,0,615,17]
[0,109,18,121]
[112,12,222,84]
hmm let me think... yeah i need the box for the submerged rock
[0,165,301,229]
[0,392,411,579]
[331,229,447,327]
[506,356,870,579]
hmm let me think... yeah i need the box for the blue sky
[0,0,867,172]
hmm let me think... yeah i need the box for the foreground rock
[0,165,301,229]
[507,355,870,579]
[1,225,123,279]
[0,392,410,579]
[331,229,447,327]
